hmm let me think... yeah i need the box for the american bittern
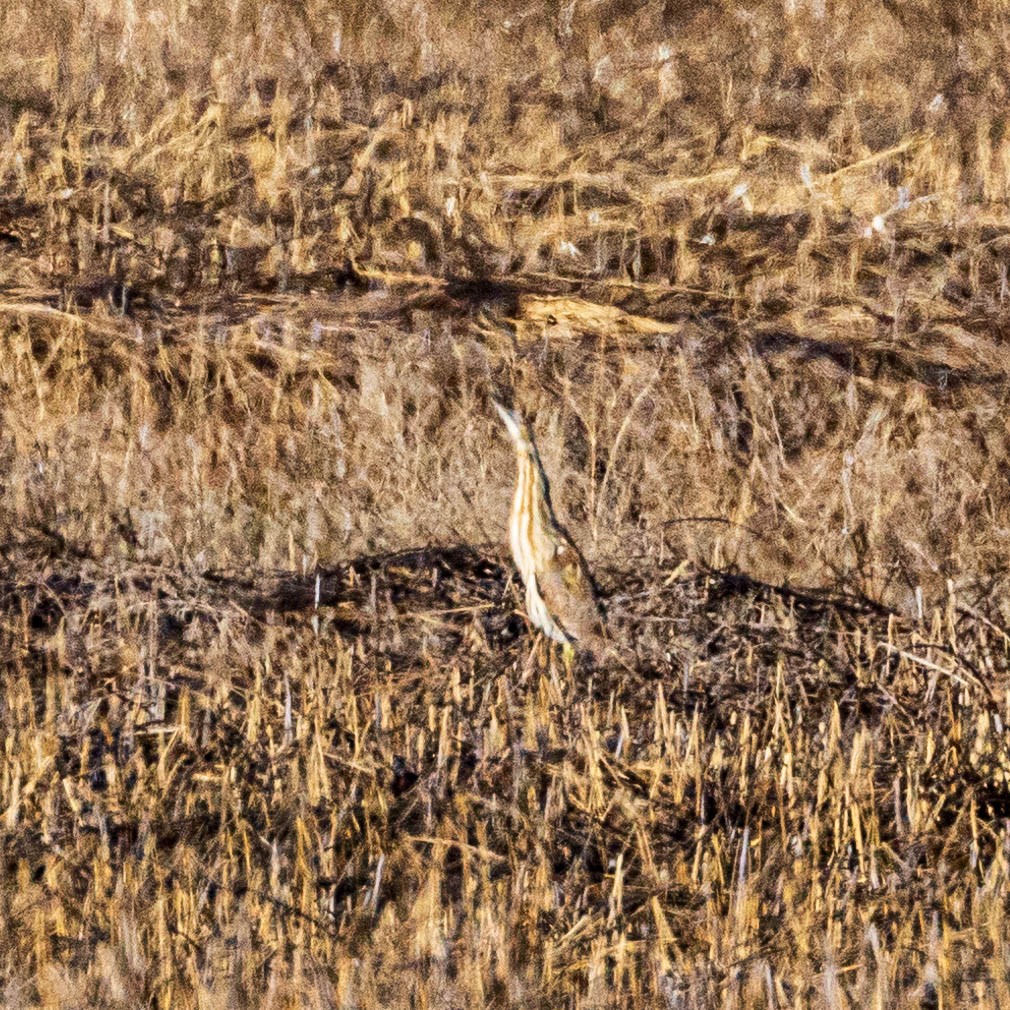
[493,399,607,662]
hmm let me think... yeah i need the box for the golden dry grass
[2,1,1010,1007]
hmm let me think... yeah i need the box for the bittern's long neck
[510,442,557,582]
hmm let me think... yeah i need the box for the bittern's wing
[536,544,607,647]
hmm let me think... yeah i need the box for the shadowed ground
[3,540,1009,1006]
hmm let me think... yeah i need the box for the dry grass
[2,1,1010,1007]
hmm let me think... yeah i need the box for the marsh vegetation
[2,2,1010,1006]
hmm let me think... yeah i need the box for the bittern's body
[494,401,607,659]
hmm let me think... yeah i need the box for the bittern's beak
[492,399,524,444]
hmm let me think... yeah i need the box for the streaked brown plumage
[493,400,607,657]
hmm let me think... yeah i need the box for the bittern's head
[492,399,533,453]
